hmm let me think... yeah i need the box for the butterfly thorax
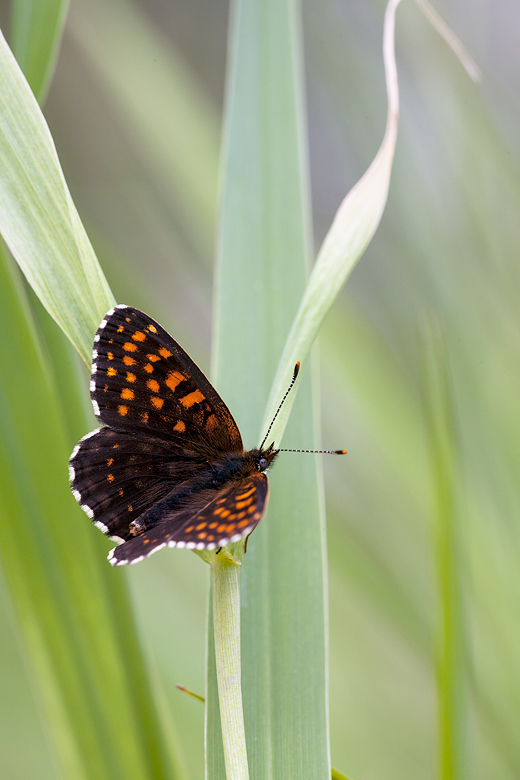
[125,447,278,538]
[209,446,279,486]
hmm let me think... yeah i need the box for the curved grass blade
[0,29,115,364]
[261,0,403,445]
[262,0,479,448]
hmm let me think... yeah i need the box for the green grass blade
[10,0,69,102]
[331,768,354,780]
[0,29,114,363]
[422,318,469,779]
[260,0,402,444]
[207,0,328,778]
[0,247,181,779]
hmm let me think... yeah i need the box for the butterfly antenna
[277,447,347,454]
[260,362,300,451]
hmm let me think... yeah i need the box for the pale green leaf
[0,29,114,364]
[261,0,402,445]
[206,0,328,778]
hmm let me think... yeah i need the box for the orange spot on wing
[107,352,114,361]
[117,325,124,333]
[165,370,186,392]
[238,520,249,528]
[126,372,136,382]
[118,488,124,496]
[123,355,136,366]
[205,414,218,432]
[121,388,134,400]
[179,389,205,408]
[196,522,207,530]
[147,324,157,333]
[173,420,186,432]
[144,363,154,373]
[198,532,207,539]
[132,331,146,341]
[107,473,114,482]
[147,354,161,362]
[107,367,117,377]
[151,397,164,409]
[235,498,253,510]
[220,509,230,518]
[185,526,194,533]
[107,458,114,466]
[236,486,256,500]
[159,347,172,359]
[118,405,128,416]
[141,411,149,424]
[123,342,138,352]
[147,379,160,393]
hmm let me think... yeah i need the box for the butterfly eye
[258,457,268,471]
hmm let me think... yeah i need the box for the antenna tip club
[337,450,347,454]
[293,361,300,377]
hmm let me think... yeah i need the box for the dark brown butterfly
[69,305,280,566]
[69,305,345,566]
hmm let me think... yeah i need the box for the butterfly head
[250,442,278,473]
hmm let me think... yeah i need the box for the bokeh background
[1,0,519,778]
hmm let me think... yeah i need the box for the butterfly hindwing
[107,472,269,566]
[91,305,243,454]
[69,426,208,541]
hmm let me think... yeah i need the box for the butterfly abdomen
[126,452,257,535]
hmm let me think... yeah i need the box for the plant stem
[211,549,249,780]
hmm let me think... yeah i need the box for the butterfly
[69,305,283,566]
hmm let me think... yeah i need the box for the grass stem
[211,549,249,780]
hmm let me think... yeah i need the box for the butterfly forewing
[107,472,269,566]
[91,305,243,454]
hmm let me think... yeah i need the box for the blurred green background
[1,0,519,778]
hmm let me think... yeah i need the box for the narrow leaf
[261,0,403,444]
[10,0,69,102]
[422,317,469,780]
[207,0,328,778]
[0,249,179,780]
[0,29,114,364]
